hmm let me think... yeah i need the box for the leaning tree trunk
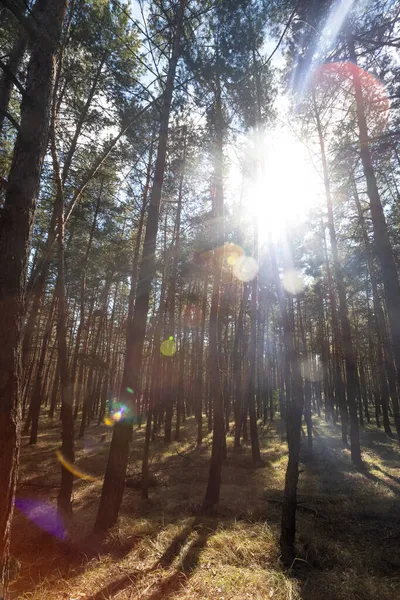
[0,0,68,594]
[93,0,186,534]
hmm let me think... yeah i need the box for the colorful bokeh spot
[104,400,131,427]
[233,255,258,282]
[15,498,66,539]
[126,387,133,394]
[161,337,177,356]
[56,449,97,481]
[225,243,245,266]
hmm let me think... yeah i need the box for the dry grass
[9,414,400,599]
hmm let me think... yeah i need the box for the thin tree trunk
[203,60,225,511]
[314,94,361,465]
[94,0,186,533]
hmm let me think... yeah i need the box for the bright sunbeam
[295,0,356,97]
[229,128,323,242]
[322,0,355,50]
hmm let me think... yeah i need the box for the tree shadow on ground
[372,463,400,485]
[356,463,400,496]
[296,422,400,600]
[84,517,216,600]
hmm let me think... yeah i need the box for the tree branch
[0,58,26,97]
[0,108,20,131]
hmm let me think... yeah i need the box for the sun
[228,128,323,242]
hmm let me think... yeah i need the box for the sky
[124,0,326,242]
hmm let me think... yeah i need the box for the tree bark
[202,60,225,511]
[0,0,68,593]
[313,92,362,465]
[348,35,400,440]
[94,0,186,534]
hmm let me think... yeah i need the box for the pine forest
[0,0,400,599]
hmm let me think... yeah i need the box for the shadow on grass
[356,464,400,497]
[84,518,216,600]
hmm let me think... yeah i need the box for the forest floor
[9,414,400,600]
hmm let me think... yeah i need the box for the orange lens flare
[56,450,97,481]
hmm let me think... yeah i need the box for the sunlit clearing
[56,449,98,481]
[231,129,323,241]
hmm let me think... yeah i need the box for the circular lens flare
[225,243,245,266]
[161,338,177,356]
[282,269,304,295]
[233,256,258,282]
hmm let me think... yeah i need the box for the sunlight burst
[230,128,323,241]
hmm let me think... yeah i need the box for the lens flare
[314,62,389,133]
[225,243,245,266]
[282,270,304,295]
[104,400,130,426]
[113,411,122,422]
[233,256,258,282]
[56,450,97,481]
[161,337,177,356]
[15,498,66,539]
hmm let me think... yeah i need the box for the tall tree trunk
[248,220,261,465]
[165,128,186,443]
[0,0,68,593]
[269,240,304,565]
[202,60,225,511]
[314,93,361,465]
[50,80,74,520]
[93,0,186,533]
[29,291,56,444]
[348,35,400,440]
